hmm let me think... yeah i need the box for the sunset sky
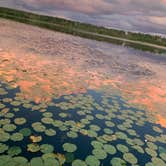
[0,0,166,36]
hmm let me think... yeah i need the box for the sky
[0,0,166,36]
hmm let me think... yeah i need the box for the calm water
[0,82,166,165]
[0,19,166,166]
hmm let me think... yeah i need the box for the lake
[0,19,166,166]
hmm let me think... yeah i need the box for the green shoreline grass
[0,7,166,54]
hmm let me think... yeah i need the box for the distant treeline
[0,7,166,54]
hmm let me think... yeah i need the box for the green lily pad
[3,124,16,132]
[43,112,53,118]
[123,153,138,164]
[63,143,77,153]
[116,144,129,153]
[103,144,117,155]
[0,131,10,142]
[43,158,59,166]
[0,143,8,153]
[145,148,157,157]
[19,128,32,137]
[110,157,126,166]
[92,149,107,159]
[40,144,54,154]
[45,129,56,136]
[27,144,40,153]
[10,133,23,141]
[67,131,78,138]
[13,156,28,166]
[14,118,26,125]
[72,160,86,166]
[7,146,22,156]
[152,157,166,166]
[91,141,103,149]
[30,157,44,166]
[41,118,54,124]
[85,155,100,166]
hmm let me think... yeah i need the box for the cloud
[0,0,166,35]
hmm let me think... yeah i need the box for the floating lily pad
[30,157,44,166]
[43,158,59,166]
[0,131,10,142]
[145,148,157,157]
[28,144,40,153]
[91,141,103,149]
[3,124,16,132]
[85,155,100,166]
[0,143,8,153]
[7,146,22,156]
[19,128,32,137]
[43,112,53,118]
[63,143,77,153]
[45,129,56,136]
[110,157,126,166]
[103,144,117,155]
[11,132,23,142]
[123,153,138,164]
[92,149,107,159]
[41,118,54,124]
[152,157,166,166]
[40,144,54,154]
[32,123,46,132]
[14,118,26,125]
[116,144,129,153]
[67,131,78,138]
[30,135,42,143]
[89,125,101,131]
[72,160,86,166]
[59,113,68,118]
[13,156,28,166]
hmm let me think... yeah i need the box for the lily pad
[63,143,77,153]
[110,157,126,166]
[30,157,44,166]
[27,143,40,152]
[116,144,129,153]
[10,133,23,142]
[103,144,117,155]
[123,153,138,164]
[72,160,86,166]
[14,118,26,125]
[19,128,32,137]
[92,149,107,159]
[7,146,22,156]
[85,155,100,166]
[45,129,56,136]
[40,144,54,154]
[0,143,8,153]
[3,124,16,132]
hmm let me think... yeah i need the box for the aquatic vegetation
[30,135,42,143]
[45,129,56,136]
[92,149,107,159]
[7,146,22,156]
[14,118,26,125]
[40,144,54,154]
[123,153,138,164]
[10,132,23,141]
[63,143,77,153]
[3,124,16,132]
[0,143,8,153]
[85,155,100,166]
[110,157,126,166]
[27,144,40,153]
[19,128,32,137]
